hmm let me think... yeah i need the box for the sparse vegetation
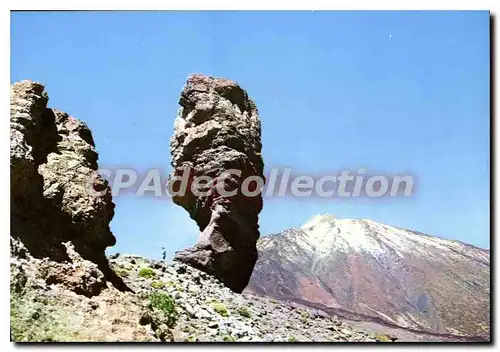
[149,292,178,327]
[222,334,236,342]
[138,267,155,279]
[10,293,74,342]
[211,302,229,317]
[237,306,252,318]
[114,268,130,277]
[300,310,309,319]
[151,281,164,289]
[374,333,392,342]
[288,335,297,342]
[186,334,198,342]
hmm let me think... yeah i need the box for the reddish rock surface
[246,215,490,339]
[170,74,265,293]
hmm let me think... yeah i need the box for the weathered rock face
[170,74,265,293]
[10,80,127,291]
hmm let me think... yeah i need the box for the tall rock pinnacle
[170,74,265,293]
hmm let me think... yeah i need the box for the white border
[3,2,497,351]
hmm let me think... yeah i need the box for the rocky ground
[11,238,392,343]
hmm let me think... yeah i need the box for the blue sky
[11,11,490,258]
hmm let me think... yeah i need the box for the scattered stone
[156,324,174,342]
[71,254,408,342]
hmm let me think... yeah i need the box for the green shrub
[211,302,229,317]
[151,281,164,289]
[288,336,296,342]
[149,292,178,327]
[223,334,236,342]
[374,333,392,342]
[237,306,251,318]
[300,310,309,319]
[186,335,198,342]
[115,268,129,277]
[138,267,155,279]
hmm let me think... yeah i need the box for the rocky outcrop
[170,74,265,293]
[11,246,481,342]
[246,215,490,340]
[10,239,152,342]
[10,238,485,342]
[10,80,127,291]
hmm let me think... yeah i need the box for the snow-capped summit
[247,215,490,339]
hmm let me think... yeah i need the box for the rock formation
[10,80,127,291]
[170,74,265,293]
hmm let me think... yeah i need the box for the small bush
[151,281,164,289]
[288,336,297,342]
[138,267,155,279]
[223,334,236,342]
[237,306,251,318]
[186,335,198,342]
[149,292,178,327]
[374,333,392,342]
[300,310,309,319]
[115,268,129,277]
[211,302,229,317]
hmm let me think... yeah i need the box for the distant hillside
[246,215,490,339]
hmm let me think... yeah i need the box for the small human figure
[161,247,167,261]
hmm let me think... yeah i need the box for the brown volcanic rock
[170,74,264,293]
[10,80,127,291]
[246,215,490,339]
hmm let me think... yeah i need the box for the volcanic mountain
[245,214,490,339]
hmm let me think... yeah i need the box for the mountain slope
[245,215,490,339]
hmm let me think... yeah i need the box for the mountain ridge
[246,214,490,339]
[264,214,488,252]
